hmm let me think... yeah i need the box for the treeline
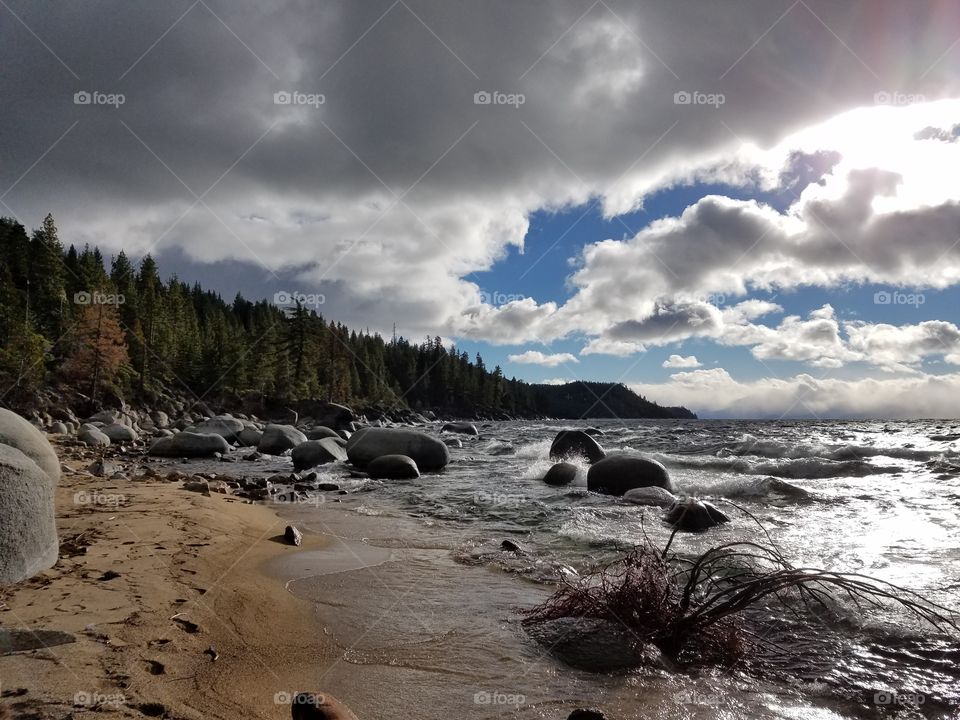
[0,215,692,419]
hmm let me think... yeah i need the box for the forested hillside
[0,215,693,419]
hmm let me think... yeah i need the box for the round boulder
[586,454,672,495]
[77,424,110,447]
[102,422,138,443]
[664,498,730,532]
[149,432,230,458]
[549,430,605,464]
[292,438,348,470]
[543,462,578,487]
[258,424,307,455]
[0,444,58,583]
[441,422,479,436]
[237,427,263,447]
[346,428,449,471]
[192,415,244,441]
[306,426,340,441]
[0,408,61,482]
[366,454,420,480]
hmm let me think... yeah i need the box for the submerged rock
[441,422,479,436]
[525,617,670,672]
[366,454,420,480]
[292,438,347,470]
[346,428,449,470]
[587,454,672,495]
[622,486,677,507]
[543,462,578,486]
[664,498,730,532]
[549,430,605,464]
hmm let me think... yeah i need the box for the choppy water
[256,419,960,719]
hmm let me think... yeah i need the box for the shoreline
[0,444,345,720]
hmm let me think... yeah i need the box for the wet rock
[443,437,462,448]
[317,482,340,491]
[587,454,672,495]
[258,424,308,455]
[149,432,230,458]
[242,450,263,461]
[290,691,361,720]
[622,486,677,507]
[664,498,730,532]
[441,422,478,435]
[78,423,111,447]
[284,525,303,546]
[525,617,669,672]
[292,438,347,470]
[543,462,578,486]
[549,430,605,464]
[500,539,526,554]
[582,427,604,436]
[346,428,449,470]
[366,454,420,480]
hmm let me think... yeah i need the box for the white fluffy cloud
[507,350,578,367]
[632,368,960,419]
[662,354,702,368]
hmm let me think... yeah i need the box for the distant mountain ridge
[528,381,696,419]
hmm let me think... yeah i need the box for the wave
[651,452,899,479]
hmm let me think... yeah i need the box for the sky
[3,0,960,418]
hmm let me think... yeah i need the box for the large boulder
[291,438,347,470]
[101,423,138,443]
[441,422,478,436]
[543,462,578,487]
[237,426,262,447]
[346,428,449,471]
[192,415,244,441]
[313,402,356,432]
[77,424,110,447]
[549,430,605,464]
[0,444,58,583]
[0,409,61,482]
[258,424,307,455]
[149,432,230,458]
[366,454,420,480]
[664,498,730,532]
[586,454,672,495]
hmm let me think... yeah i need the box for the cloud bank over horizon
[3,0,960,417]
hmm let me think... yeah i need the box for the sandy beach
[0,440,342,720]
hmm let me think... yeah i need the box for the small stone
[284,525,303,546]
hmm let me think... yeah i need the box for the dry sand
[0,442,349,720]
